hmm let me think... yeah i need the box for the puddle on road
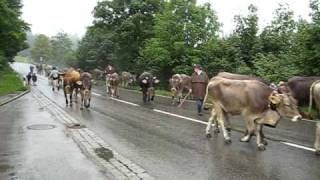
[95,147,114,161]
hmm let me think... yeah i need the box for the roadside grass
[0,65,28,96]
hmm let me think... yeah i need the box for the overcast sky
[21,0,311,37]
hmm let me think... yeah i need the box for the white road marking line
[153,109,210,126]
[82,91,317,153]
[280,142,316,152]
[109,97,140,107]
[300,118,319,123]
[92,92,103,96]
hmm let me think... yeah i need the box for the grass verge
[0,65,28,96]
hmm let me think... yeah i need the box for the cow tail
[202,82,211,110]
[309,80,320,114]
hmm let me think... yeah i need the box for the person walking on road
[49,67,60,91]
[31,72,37,86]
[191,64,209,116]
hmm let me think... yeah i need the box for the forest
[25,0,320,84]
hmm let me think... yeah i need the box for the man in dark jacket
[191,64,209,116]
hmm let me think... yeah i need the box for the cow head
[269,92,301,122]
[170,74,182,96]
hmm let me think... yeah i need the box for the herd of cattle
[39,65,320,154]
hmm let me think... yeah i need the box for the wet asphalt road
[0,89,107,179]
[11,63,320,180]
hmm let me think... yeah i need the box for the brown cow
[278,76,320,106]
[91,68,104,80]
[80,72,92,109]
[121,71,136,87]
[206,72,270,133]
[169,74,192,105]
[138,72,160,103]
[205,77,301,150]
[63,69,81,106]
[106,72,120,98]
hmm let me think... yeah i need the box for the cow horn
[269,94,281,104]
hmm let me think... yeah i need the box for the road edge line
[0,90,30,107]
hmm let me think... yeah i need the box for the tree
[259,4,296,54]
[138,0,220,81]
[295,0,320,75]
[77,0,163,71]
[30,34,52,63]
[254,4,301,81]
[233,4,260,69]
[50,32,75,66]
[0,0,29,67]
[77,27,115,69]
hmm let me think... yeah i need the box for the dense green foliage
[30,32,77,67]
[77,0,320,83]
[0,0,29,69]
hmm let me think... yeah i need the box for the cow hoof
[80,107,84,110]
[240,135,251,142]
[206,133,212,138]
[315,150,320,156]
[262,140,268,146]
[257,144,266,151]
[213,128,220,134]
[226,127,232,132]
[224,138,232,144]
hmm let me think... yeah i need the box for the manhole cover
[27,124,56,130]
[67,123,86,129]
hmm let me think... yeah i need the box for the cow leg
[142,91,147,103]
[315,122,320,155]
[178,91,182,104]
[88,96,91,108]
[75,88,78,103]
[260,126,268,145]
[171,96,175,105]
[116,87,119,98]
[64,91,68,106]
[80,91,84,110]
[240,114,255,142]
[256,124,266,151]
[216,108,231,144]
[206,108,218,138]
[69,91,73,106]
